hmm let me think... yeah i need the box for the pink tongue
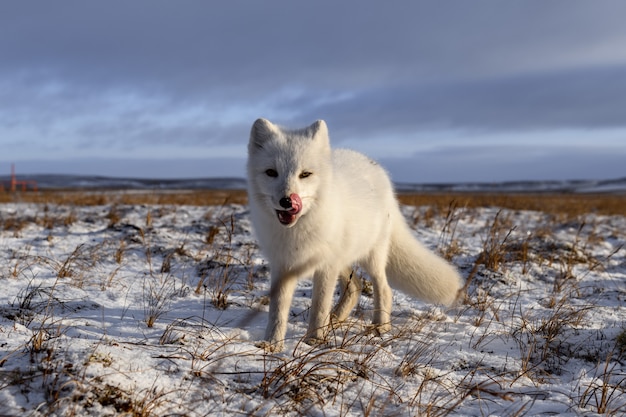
[288,193,302,214]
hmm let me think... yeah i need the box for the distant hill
[0,174,247,191]
[1,174,625,194]
[394,177,626,194]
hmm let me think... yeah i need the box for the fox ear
[249,118,278,150]
[307,120,328,139]
[307,120,330,149]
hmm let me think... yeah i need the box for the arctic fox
[247,118,463,352]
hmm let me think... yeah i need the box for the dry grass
[0,189,248,206]
[397,192,626,217]
[1,189,625,216]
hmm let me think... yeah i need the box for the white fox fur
[247,118,463,351]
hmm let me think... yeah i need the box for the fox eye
[265,169,278,178]
[299,171,312,179]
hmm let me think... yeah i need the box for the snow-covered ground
[0,201,624,416]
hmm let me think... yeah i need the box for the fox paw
[255,340,283,353]
[366,322,391,336]
[303,336,326,347]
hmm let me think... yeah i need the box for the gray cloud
[382,145,626,183]
[284,65,626,140]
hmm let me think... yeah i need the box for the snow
[0,201,624,416]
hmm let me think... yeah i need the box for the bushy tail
[386,211,463,306]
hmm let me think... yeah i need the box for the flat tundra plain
[0,191,625,416]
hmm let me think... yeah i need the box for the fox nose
[279,197,292,209]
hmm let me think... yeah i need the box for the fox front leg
[259,272,298,352]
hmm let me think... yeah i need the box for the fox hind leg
[364,250,393,333]
[306,268,340,344]
[332,268,362,322]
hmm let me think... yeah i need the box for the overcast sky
[1,1,625,183]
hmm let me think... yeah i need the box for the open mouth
[276,193,302,225]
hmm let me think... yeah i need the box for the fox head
[247,118,331,227]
